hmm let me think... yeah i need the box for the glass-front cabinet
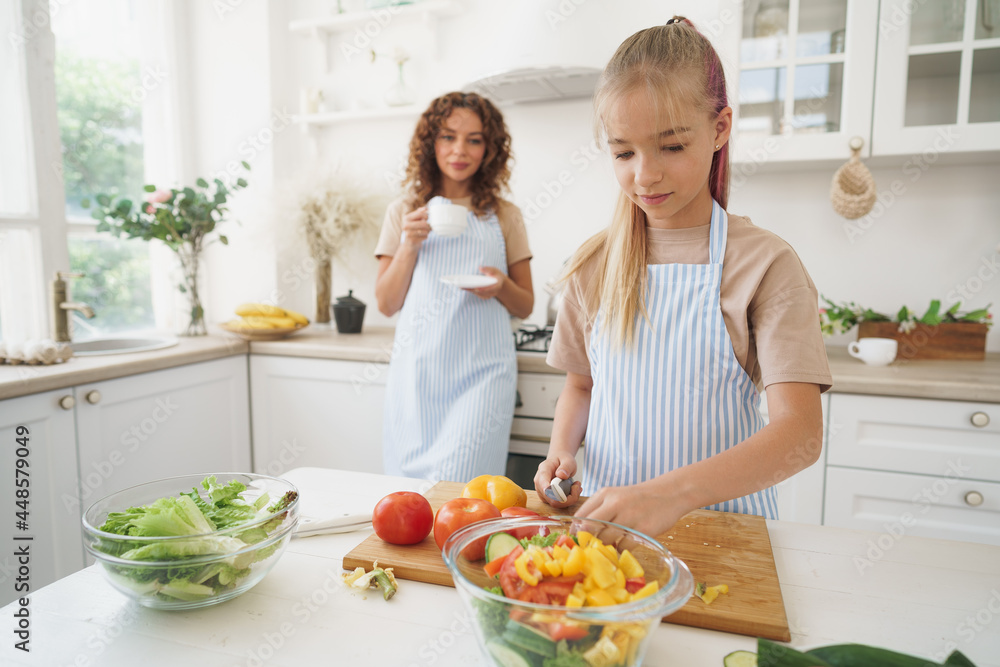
[732,0,880,162]
[874,0,1000,154]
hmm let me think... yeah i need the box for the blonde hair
[564,17,731,348]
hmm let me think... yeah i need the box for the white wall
[185,0,1000,352]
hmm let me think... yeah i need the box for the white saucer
[440,274,498,289]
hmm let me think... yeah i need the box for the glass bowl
[442,516,693,667]
[82,473,299,610]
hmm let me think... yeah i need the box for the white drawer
[515,373,565,419]
[824,466,1000,546]
[827,394,1000,482]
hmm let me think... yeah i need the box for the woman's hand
[574,480,684,539]
[466,266,506,299]
[534,455,582,510]
[400,206,431,251]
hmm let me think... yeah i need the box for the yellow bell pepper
[514,553,539,586]
[618,549,644,579]
[562,545,585,577]
[630,580,659,601]
[461,474,527,510]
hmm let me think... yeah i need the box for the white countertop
[2,467,996,666]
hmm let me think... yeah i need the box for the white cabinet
[249,355,387,475]
[823,393,1000,545]
[0,356,251,605]
[731,0,880,162]
[873,0,1000,155]
[74,356,252,508]
[0,390,83,607]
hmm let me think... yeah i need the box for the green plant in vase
[83,163,250,336]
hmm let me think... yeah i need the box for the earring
[715,145,720,150]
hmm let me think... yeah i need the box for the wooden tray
[344,481,790,641]
[219,322,309,341]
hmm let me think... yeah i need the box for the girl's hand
[575,481,683,539]
[534,455,582,509]
[400,207,431,251]
[466,266,505,299]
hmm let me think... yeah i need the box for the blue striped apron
[383,201,516,482]
[583,200,778,519]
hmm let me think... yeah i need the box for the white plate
[440,274,498,289]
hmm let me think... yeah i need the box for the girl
[375,92,534,482]
[535,18,832,537]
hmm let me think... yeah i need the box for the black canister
[332,290,366,334]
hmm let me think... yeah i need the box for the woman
[374,92,534,482]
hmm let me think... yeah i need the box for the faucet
[51,272,96,342]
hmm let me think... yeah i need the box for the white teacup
[428,203,468,237]
[848,337,898,366]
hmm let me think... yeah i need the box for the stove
[514,324,553,353]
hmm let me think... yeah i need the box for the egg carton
[0,340,74,365]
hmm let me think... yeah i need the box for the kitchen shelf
[288,0,461,39]
[293,104,423,129]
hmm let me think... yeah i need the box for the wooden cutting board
[343,481,790,642]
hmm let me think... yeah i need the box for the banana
[235,303,286,318]
[283,308,309,326]
[234,303,309,326]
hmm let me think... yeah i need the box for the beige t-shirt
[547,213,833,393]
[374,196,532,266]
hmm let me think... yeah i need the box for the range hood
[463,66,602,105]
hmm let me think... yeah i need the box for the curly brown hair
[403,92,512,216]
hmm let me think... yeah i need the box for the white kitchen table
[2,467,997,667]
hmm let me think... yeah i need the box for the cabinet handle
[964,491,985,507]
[970,412,990,428]
[58,395,75,410]
[85,390,102,405]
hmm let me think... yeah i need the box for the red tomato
[372,491,434,545]
[547,622,590,641]
[625,577,647,594]
[535,575,583,605]
[433,497,502,559]
[555,534,576,550]
[500,506,543,540]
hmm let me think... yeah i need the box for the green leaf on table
[236,178,247,188]
[96,193,111,207]
[946,301,961,315]
[960,308,990,322]
[143,184,157,193]
[241,160,250,170]
[896,305,910,322]
[219,235,229,245]
[944,650,978,666]
[196,177,209,188]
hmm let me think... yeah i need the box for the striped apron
[383,202,516,482]
[583,200,778,518]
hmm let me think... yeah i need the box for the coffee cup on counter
[848,337,898,366]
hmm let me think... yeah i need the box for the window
[52,0,155,339]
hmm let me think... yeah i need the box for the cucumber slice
[724,650,758,667]
[486,531,521,563]
[487,640,533,667]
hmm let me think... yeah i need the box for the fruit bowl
[82,473,299,610]
[442,516,693,667]
[219,321,309,341]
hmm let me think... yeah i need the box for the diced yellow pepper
[551,544,570,562]
[698,584,729,605]
[630,580,659,601]
[586,589,617,607]
[572,582,586,599]
[582,574,595,592]
[586,548,617,589]
[577,531,594,548]
[600,543,619,565]
[515,554,538,586]
[544,559,562,577]
[562,545,585,577]
[614,568,626,590]
[617,549,644,579]
[565,593,584,608]
[611,587,630,603]
[529,548,546,569]
[461,474,527,510]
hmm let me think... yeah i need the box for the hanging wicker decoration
[830,136,877,220]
